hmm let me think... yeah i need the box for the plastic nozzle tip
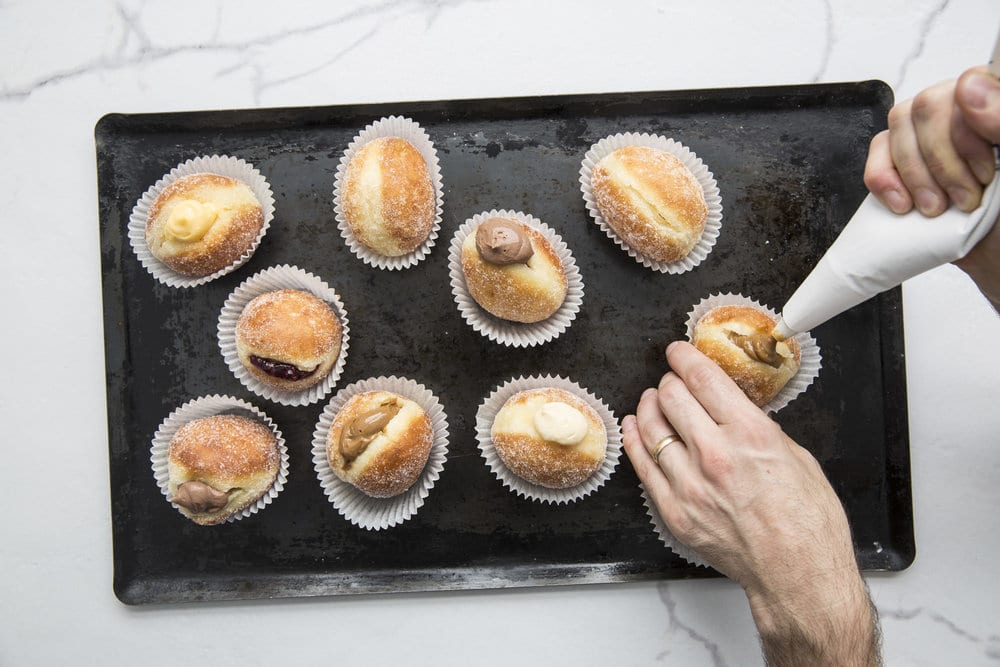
[772,317,797,341]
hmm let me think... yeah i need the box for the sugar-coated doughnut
[326,390,434,498]
[591,145,707,262]
[146,173,263,277]
[461,218,567,323]
[167,414,279,525]
[236,289,343,392]
[491,387,606,489]
[692,305,801,407]
[341,137,436,257]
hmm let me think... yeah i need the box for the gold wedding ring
[651,435,682,463]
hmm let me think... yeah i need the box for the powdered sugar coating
[592,146,707,263]
[342,137,436,256]
[168,414,278,478]
[236,289,342,365]
[491,388,605,489]
[460,220,567,323]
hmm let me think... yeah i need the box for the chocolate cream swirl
[475,218,534,265]
[726,331,783,368]
[339,399,402,462]
[172,480,229,513]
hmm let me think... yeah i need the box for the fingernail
[915,188,942,215]
[962,72,1000,111]
[666,341,679,354]
[947,187,975,211]
[884,188,909,213]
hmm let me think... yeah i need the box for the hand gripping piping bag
[772,32,1000,341]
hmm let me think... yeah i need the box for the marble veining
[0,0,478,103]
[810,0,834,84]
[657,584,731,667]
[3,0,1000,664]
[880,605,1000,661]
[895,0,950,93]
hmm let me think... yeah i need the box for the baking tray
[96,82,913,605]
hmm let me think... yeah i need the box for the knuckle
[685,364,718,394]
[664,506,694,541]
[887,102,911,129]
[895,161,930,185]
[919,149,950,178]
[868,129,889,152]
[743,419,781,449]
[863,167,895,194]
[699,448,735,483]
[910,89,939,123]
[657,374,685,404]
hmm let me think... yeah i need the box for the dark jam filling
[249,355,317,381]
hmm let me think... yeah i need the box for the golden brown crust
[146,173,264,277]
[235,289,343,392]
[167,415,279,525]
[491,388,606,489]
[461,221,568,323]
[327,391,434,498]
[591,146,707,262]
[342,137,436,257]
[692,305,802,407]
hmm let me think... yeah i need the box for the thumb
[955,67,1000,144]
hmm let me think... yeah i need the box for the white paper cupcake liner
[129,154,276,288]
[684,293,822,414]
[217,265,350,407]
[150,394,289,524]
[311,376,450,530]
[448,209,585,347]
[640,483,710,568]
[332,116,444,270]
[475,375,622,504]
[579,133,723,274]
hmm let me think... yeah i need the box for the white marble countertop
[3,1,1000,665]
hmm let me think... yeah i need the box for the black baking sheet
[96,82,913,605]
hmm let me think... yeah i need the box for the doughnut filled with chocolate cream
[692,305,801,407]
[461,217,568,323]
[146,173,264,277]
[491,387,607,489]
[167,414,280,525]
[341,136,436,257]
[326,390,434,498]
[591,145,707,263]
[235,289,343,392]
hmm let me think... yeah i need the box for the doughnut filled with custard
[692,305,801,407]
[491,387,606,489]
[341,136,436,257]
[461,217,568,323]
[146,173,264,277]
[235,289,343,392]
[167,414,279,525]
[591,145,707,263]
[326,390,434,498]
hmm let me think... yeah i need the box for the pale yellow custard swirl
[164,199,219,242]
[533,401,589,446]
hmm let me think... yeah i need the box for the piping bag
[772,34,1000,342]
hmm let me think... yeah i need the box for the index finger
[864,130,913,214]
[665,341,759,425]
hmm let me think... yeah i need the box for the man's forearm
[746,573,882,667]
[956,219,1000,314]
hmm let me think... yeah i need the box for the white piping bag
[773,35,1000,341]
